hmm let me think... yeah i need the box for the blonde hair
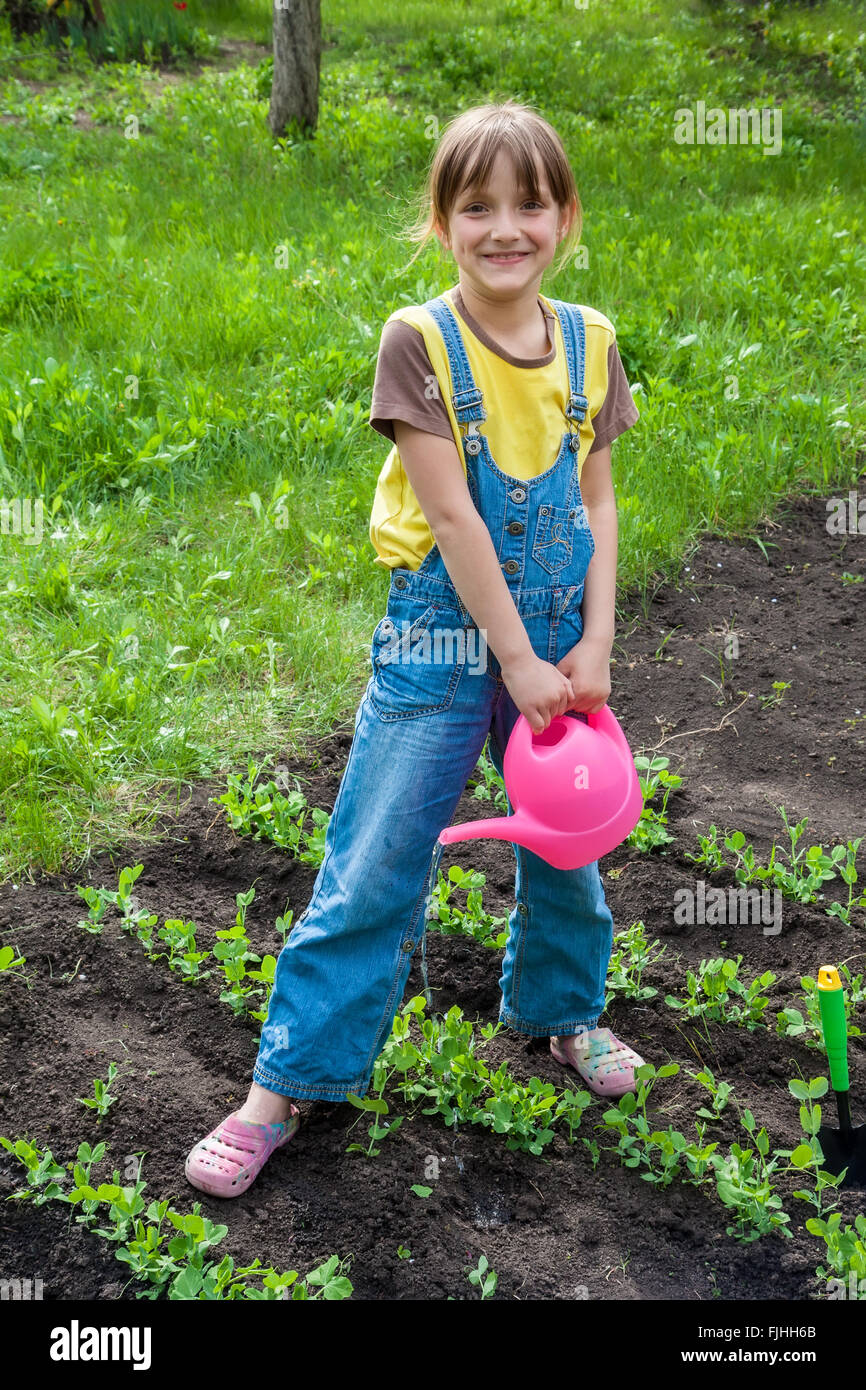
[399,99,582,281]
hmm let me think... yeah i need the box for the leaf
[790,1144,815,1169]
[410,1184,433,1198]
[170,1264,205,1299]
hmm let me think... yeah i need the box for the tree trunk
[269,0,321,139]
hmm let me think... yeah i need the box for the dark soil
[1,488,864,1305]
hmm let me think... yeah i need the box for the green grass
[0,0,864,878]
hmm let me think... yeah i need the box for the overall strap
[423,295,487,457]
[547,299,589,436]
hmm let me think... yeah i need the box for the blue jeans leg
[486,688,614,1035]
[253,672,496,1102]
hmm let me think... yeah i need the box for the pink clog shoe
[185,1108,300,1198]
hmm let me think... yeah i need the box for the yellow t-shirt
[368,286,621,572]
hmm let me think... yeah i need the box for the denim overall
[253,295,615,1102]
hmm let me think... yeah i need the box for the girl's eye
[463,200,544,212]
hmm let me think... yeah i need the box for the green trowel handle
[817,968,849,1093]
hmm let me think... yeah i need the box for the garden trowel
[816,965,866,1188]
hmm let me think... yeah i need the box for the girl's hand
[500,652,575,734]
[555,635,612,714]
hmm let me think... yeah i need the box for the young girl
[186,99,645,1198]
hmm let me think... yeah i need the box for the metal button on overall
[509,487,526,503]
[503,559,520,574]
[507,521,525,535]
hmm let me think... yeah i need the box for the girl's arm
[393,420,574,730]
[555,443,617,712]
[392,420,534,670]
[577,443,617,654]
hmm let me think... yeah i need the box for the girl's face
[435,147,575,297]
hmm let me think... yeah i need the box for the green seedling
[807,1212,866,1291]
[690,1067,734,1121]
[712,1109,791,1244]
[758,680,791,710]
[776,969,863,1049]
[554,1088,593,1144]
[99,863,145,917]
[213,888,274,1017]
[77,1062,121,1122]
[426,865,508,949]
[778,1077,846,1220]
[824,837,866,927]
[0,1135,69,1205]
[214,761,330,864]
[605,919,666,1004]
[75,884,112,933]
[0,1134,353,1300]
[627,755,683,853]
[685,824,727,873]
[157,918,213,983]
[582,1136,601,1169]
[597,1063,686,1186]
[396,1245,412,1260]
[466,1253,497,1300]
[665,956,776,1030]
[467,747,509,814]
[0,943,27,979]
[686,813,864,927]
[275,909,294,943]
[345,1056,403,1159]
[482,1070,559,1155]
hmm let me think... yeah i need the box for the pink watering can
[438,706,643,871]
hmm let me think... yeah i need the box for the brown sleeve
[369,320,454,444]
[588,341,640,453]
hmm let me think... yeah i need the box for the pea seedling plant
[626,755,683,853]
[776,968,863,1048]
[77,1062,121,1122]
[426,865,507,949]
[779,1077,847,1221]
[0,1135,354,1300]
[605,919,667,1006]
[686,813,865,927]
[665,956,777,1030]
[214,761,329,865]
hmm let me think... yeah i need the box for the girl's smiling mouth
[483,252,531,263]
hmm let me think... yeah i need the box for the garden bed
[1,490,864,1301]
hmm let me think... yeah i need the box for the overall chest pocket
[369,602,466,720]
[531,504,578,576]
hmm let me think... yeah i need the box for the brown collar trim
[447,286,557,368]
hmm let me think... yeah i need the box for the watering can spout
[439,814,535,852]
